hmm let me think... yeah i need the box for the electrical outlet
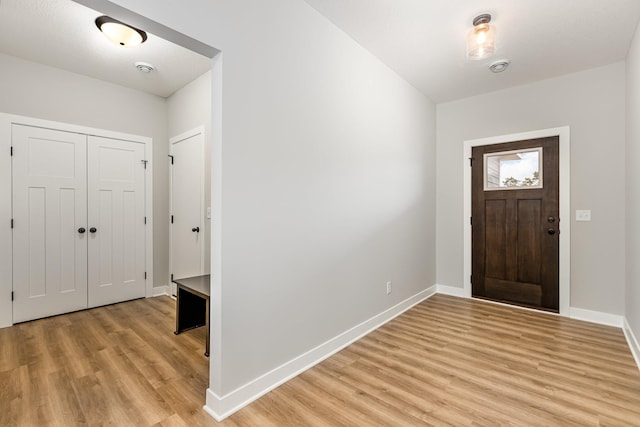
[386,281,392,295]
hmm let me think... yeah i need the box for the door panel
[171,132,204,283]
[12,125,88,323]
[484,278,542,306]
[27,187,46,297]
[472,137,559,311]
[88,136,145,307]
[517,199,541,284]
[122,191,137,280]
[485,199,507,278]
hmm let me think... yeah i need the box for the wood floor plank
[1,294,640,425]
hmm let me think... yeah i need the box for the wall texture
[436,62,626,316]
[167,70,212,274]
[106,0,437,401]
[0,53,169,289]
[626,23,640,337]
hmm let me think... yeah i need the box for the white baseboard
[151,285,169,297]
[435,283,625,329]
[624,318,640,371]
[204,285,438,421]
[569,307,624,328]
[436,284,470,298]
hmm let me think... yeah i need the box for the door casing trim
[463,127,570,316]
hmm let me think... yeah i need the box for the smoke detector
[489,59,510,73]
[135,62,155,73]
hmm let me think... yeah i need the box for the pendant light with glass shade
[467,14,496,60]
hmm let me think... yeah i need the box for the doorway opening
[0,0,223,412]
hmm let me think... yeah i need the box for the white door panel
[12,125,88,323]
[171,131,204,283]
[88,136,146,307]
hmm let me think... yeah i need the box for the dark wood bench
[173,274,210,357]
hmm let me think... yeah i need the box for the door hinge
[170,273,174,282]
[10,219,13,229]
[470,275,473,284]
[470,216,472,225]
[144,216,147,225]
[144,272,147,280]
[469,157,473,167]
[171,215,174,224]
[141,160,148,169]
[10,146,13,156]
[168,155,174,165]
[11,291,14,301]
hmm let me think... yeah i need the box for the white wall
[436,63,626,316]
[105,0,436,407]
[626,24,640,338]
[167,71,212,274]
[0,53,170,289]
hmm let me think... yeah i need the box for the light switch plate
[575,210,591,221]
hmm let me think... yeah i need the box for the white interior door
[12,125,88,323]
[87,136,146,307]
[171,130,204,285]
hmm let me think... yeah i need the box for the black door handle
[192,227,200,233]
[547,228,556,235]
[78,227,86,234]
[89,227,97,233]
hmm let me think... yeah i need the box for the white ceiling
[304,0,640,103]
[1,1,639,103]
[0,0,212,98]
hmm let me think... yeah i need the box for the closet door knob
[89,227,97,233]
[78,227,86,234]
[192,227,200,233]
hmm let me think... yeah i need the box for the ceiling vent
[135,62,155,73]
[489,59,510,73]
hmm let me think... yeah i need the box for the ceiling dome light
[467,14,496,60]
[95,16,147,47]
[489,59,510,73]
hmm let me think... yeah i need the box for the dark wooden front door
[471,137,559,312]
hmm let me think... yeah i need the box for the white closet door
[12,125,88,323]
[87,136,146,307]
[171,131,204,281]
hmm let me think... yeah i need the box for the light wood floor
[1,295,639,426]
